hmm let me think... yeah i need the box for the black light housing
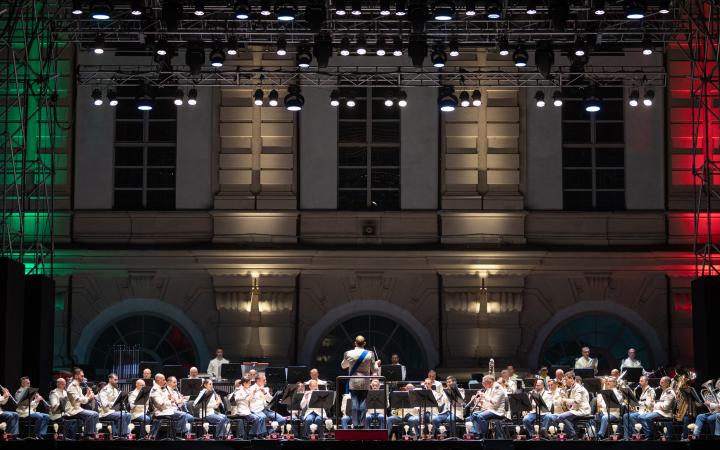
[513,46,528,67]
[339,37,351,56]
[107,89,118,106]
[408,34,428,68]
[438,85,457,112]
[277,36,287,56]
[234,1,250,19]
[296,42,313,68]
[459,91,470,107]
[552,91,563,107]
[330,89,340,107]
[629,89,640,107]
[472,89,482,106]
[209,45,225,67]
[92,88,103,106]
[135,84,155,111]
[431,45,447,68]
[433,1,455,21]
[284,85,304,111]
[534,90,546,107]
[486,0,502,19]
[268,89,279,107]
[188,88,198,106]
[313,32,332,68]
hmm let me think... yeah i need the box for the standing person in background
[207,348,229,379]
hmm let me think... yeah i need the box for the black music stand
[583,378,602,396]
[574,369,595,380]
[598,390,623,440]
[308,390,336,439]
[409,389,438,437]
[528,391,548,436]
[383,365,403,382]
[180,378,202,398]
[220,363,244,381]
[16,387,38,409]
[111,391,129,438]
[162,365,185,381]
[366,390,387,430]
[443,386,464,440]
[622,368,643,384]
[265,367,286,385]
[619,386,639,415]
[134,386,152,440]
[510,392,532,415]
[287,366,308,384]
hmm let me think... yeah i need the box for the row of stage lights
[530,89,654,108]
[73,1,672,22]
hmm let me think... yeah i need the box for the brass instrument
[489,358,495,379]
[673,369,697,421]
[700,379,719,406]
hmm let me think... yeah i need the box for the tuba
[700,380,718,406]
[673,369,698,421]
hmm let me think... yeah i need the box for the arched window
[314,314,426,381]
[539,313,654,371]
[88,314,197,378]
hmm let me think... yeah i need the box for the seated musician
[386,383,421,436]
[427,370,443,393]
[65,368,99,439]
[541,379,564,433]
[0,384,20,437]
[167,376,194,426]
[522,379,552,438]
[554,372,591,439]
[305,368,328,388]
[622,375,655,439]
[49,377,77,437]
[637,376,674,438]
[300,380,327,438]
[127,379,152,427]
[574,347,598,375]
[431,376,464,436]
[595,376,624,439]
[187,367,200,379]
[339,392,352,429]
[228,376,264,438]
[467,375,506,437]
[249,373,286,436]
[98,373,130,437]
[420,378,444,435]
[364,379,385,429]
[193,379,229,439]
[15,376,50,439]
[693,379,720,438]
[149,373,188,439]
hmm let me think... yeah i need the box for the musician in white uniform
[595,376,624,439]
[339,392,352,429]
[386,383,422,436]
[541,379,564,432]
[468,375,507,437]
[127,379,152,426]
[300,380,328,438]
[305,368,328,388]
[193,379,229,439]
[555,373,591,439]
[65,368,99,439]
[206,348,229,379]
[15,376,50,439]
[623,375,655,439]
[249,373,286,435]
[693,379,720,438]
[341,335,378,427]
[228,377,264,438]
[0,384,19,436]
[364,379,386,429]
[149,373,188,439]
[377,354,407,381]
[637,376,675,438]
[98,373,130,437]
[620,348,643,371]
[522,379,553,438]
[431,376,464,435]
[167,376,194,427]
[574,347,598,374]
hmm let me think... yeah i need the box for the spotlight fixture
[130,0,143,16]
[376,36,387,56]
[296,42,313,68]
[268,90,279,107]
[526,1,537,15]
[643,90,654,106]
[384,96,394,107]
[431,45,447,68]
[260,0,272,16]
[433,1,454,20]
[253,89,264,106]
[90,1,111,20]
[449,38,460,57]
[285,85,304,111]
[513,46,528,67]
[471,89,482,106]
[626,1,645,20]
[486,0,502,19]
[628,89,640,107]
[583,92,601,112]
[408,34,428,68]
[346,95,356,108]
[380,0,391,16]
[106,90,118,106]
[356,36,367,55]
[156,37,169,56]
[642,36,653,55]
[235,1,250,19]
[552,91,563,107]
[574,38,586,57]
[398,91,408,108]
[591,0,606,15]
[330,90,340,107]
[227,37,239,56]
[393,36,403,56]
[465,0,476,16]
[276,4,297,21]
[174,89,184,106]
[276,36,287,56]
[351,0,362,16]
[459,91,470,107]
[534,90,546,107]
[92,88,103,106]
[659,0,670,14]
[497,36,510,56]
[92,34,104,54]
[396,0,407,16]
[136,85,155,111]
[209,46,225,67]
[339,37,351,56]
[335,0,347,15]
[193,0,205,16]
[72,0,83,15]
[438,85,458,112]
[188,88,198,106]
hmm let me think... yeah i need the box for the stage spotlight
[339,37,351,56]
[188,88,198,106]
[136,86,155,111]
[431,45,447,68]
[534,90,545,107]
[574,38,586,57]
[174,89,184,106]
[626,1,645,20]
[643,90,654,106]
[376,35,387,56]
[346,95,356,107]
[659,0,670,14]
[398,91,408,107]
[105,90,117,107]
[92,88,103,106]
[471,89,482,106]
[393,36,403,56]
[592,0,606,15]
[464,0,476,16]
[396,0,407,16]
[305,1,327,32]
[284,85,304,111]
[194,0,205,16]
[584,93,601,113]
[459,91,470,107]
[260,0,272,16]
[330,90,340,107]
[497,35,510,56]
[408,34,428,68]
[385,96,394,107]
[277,36,287,56]
[296,42,313,68]
[72,0,83,15]
[156,37,169,56]
[335,0,347,15]
[90,1,111,20]
[438,86,457,112]
[449,38,460,57]
[513,46,528,67]
[227,37,239,56]
[535,40,555,79]
[234,1,249,19]
[356,36,367,55]
[486,1,502,19]
[186,43,205,75]
[433,1,454,20]
[92,34,104,54]
[526,1,537,15]
[628,90,639,107]
[130,0,143,16]
[642,36,653,55]
[276,4,297,21]
[254,89,264,106]
[552,91,563,107]
[351,0,362,16]
[313,32,332,68]
[210,46,225,67]
[380,0,391,16]
[268,90,279,107]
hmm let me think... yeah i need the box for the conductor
[341,335,379,428]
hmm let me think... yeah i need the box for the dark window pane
[596,169,624,189]
[563,169,592,189]
[342,87,367,99]
[372,122,400,143]
[562,148,592,167]
[114,190,142,209]
[339,101,367,120]
[596,123,624,143]
[339,147,367,166]
[147,147,176,166]
[115,147,143,166]
[596,100,624,120]
[596,148,624,167]
[561,100,586,119]
[338,190,367,210]
[147,168,175,188]
[371,190,400,210]
[596,191,625,210]
[600,87,624,100]
[338,168,367,188]
[563,191,593,211]
[371,168,400,188]
[563,123,591,144]
[116,101,143,120]
[146,190,175,210]
[372,87,399,99]
[371,147,400,166]
[114,168,143,188]
[148,122,177,142]
[149,100,177,120]
[338,122,366,143]
[115,121,143,142]
[372,100,400,120]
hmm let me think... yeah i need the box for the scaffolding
[0,1,61,275]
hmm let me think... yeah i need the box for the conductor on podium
[341,335,379,428]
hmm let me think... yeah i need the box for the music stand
[382,365,403,382]
[583,377,602,396]
[265,367,286,385]
[287,366,308,384]
[16,388,38,409]
[409,389,438,437]
[510,392,532,414]
[574,369,595,380]
[111,391,129,438]
[598,390,623,440]
[528,391,548,436]
[390,391,410,413]
[163,365,186,381]
[308,390,336,438]
[622,368,643,384]
[443,386,464,440]
[619,386,639,414]
[366,390,387,429]
[134,386,152,439]
[180,378,203,398]
[220,363,244,381]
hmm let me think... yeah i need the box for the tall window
[338,87,401,210]
[114,86,177,210]
[562,87,625,210]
